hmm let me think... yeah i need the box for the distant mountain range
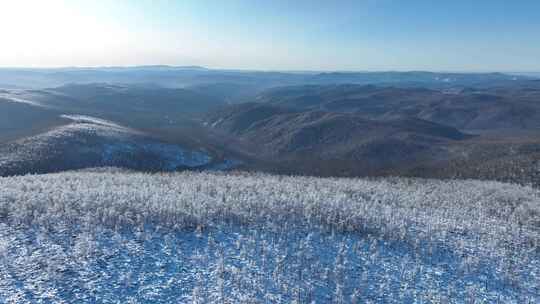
[0,71,539,185]
[0,66,535,90]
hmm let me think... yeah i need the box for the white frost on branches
[0,170,538,303]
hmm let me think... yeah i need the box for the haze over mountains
[1,66,539,185]
[0,66,533,89]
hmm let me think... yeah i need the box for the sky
[0,0,539,71]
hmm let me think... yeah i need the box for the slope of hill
[0,83,225,137]
[404,135,540,187]
[14,83,224,122]
[205,103,468,173]
[0,98,64,143]
[0,115,214,176]
[185,82,264,104]
[257,84,540,130]
[0,171,537,302]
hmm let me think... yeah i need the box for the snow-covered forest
[0,170,538,303]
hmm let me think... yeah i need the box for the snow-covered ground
[60,114,134,131]
[0,171,538,303]
[0,91,49,108]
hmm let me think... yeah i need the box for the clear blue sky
[0,0,539,71]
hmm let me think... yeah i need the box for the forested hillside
[0,170,538,303]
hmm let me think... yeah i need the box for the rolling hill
[205,103,469,174]
[9,83,225,128]
[0,115,217,176]
[256,84,540,130]
[0,98,64,143]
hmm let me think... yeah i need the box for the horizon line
[0,65,539,74]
